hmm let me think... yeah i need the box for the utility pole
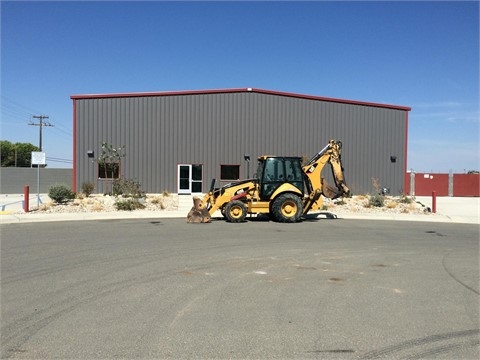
[29,115,54,151]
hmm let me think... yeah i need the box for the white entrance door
[178,164,203,194]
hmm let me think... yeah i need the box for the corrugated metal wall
[75,91,407,195]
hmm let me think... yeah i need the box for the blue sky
[1,1,478,172]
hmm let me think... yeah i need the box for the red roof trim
[70,87,411,111]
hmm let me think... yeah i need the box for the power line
[46,157,72,164]
[2,96,72,136]
[1,95,40,115]
[29,115,54,151]
[51,126,72,137]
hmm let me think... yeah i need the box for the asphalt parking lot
[1,218,478,359]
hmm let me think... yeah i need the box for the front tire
[271,193,303,223]
[225,200,247,223]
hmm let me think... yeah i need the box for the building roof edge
[70,87,411,111]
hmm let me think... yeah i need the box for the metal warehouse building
[71,88,411,196]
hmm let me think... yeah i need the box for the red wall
[453,174,480,196]
[414,173,449,196]
[404,173,411,194]
[405,173,479,197]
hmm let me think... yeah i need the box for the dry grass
[90,203,105,212]
[148,196,166,209]
[72,199,82,206]
[38,203,53,212]
[149,196,162,204]
[385,201,398,209]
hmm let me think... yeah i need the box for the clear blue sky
[1,1,478,172]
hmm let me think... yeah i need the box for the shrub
[81,182,95,197]
[368,194,385,208]
[48,184,75,204]
[398,194,413,204]
[114,198,145,211]
[365,178,386,207]
[112,178,145,198]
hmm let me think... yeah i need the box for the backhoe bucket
[187,196,211,223]
[322,179,343,199]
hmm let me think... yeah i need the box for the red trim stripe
[404,110,409,192]
[72,99,77,192]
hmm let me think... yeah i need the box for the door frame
[177,164,203,194]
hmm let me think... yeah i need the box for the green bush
[112,178,145,198]
[48,184,75,204]
[368,194,385,207]
[398,194,413,204]
[81,182,95,197]
[114,198,145,211]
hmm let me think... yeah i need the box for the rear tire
[225,200,247,223]
[271,193,303,223]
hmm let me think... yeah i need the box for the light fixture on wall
[87,150,95,158]
[390,155,397,163]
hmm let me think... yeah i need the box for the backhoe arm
[302,139,350,200]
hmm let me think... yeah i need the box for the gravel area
[323,195,431,216]
[24,194,431,216]
[29,193,179,214]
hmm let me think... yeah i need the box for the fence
[405,172,479,197]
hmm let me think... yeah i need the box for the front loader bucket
[322,179,343,200]
[186,196,211,223]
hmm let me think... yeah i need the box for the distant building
[71,88,410,195]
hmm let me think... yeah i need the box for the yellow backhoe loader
[187,139,350,223]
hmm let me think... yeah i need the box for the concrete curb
[0,209,475,225]
[1,194,478,225]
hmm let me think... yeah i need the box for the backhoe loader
[187,139,350,223]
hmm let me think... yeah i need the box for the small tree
[368,177,385,207]
[81,181,95,197]
[97,142,126,194]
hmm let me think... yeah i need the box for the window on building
[98,162,120,179]
[220,164,240,180]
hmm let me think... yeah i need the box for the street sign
[31,152,46,207]
[31,152,46,165]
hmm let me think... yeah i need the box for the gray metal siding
[75,92,407,195]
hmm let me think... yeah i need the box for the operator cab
[255,156,304,200]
